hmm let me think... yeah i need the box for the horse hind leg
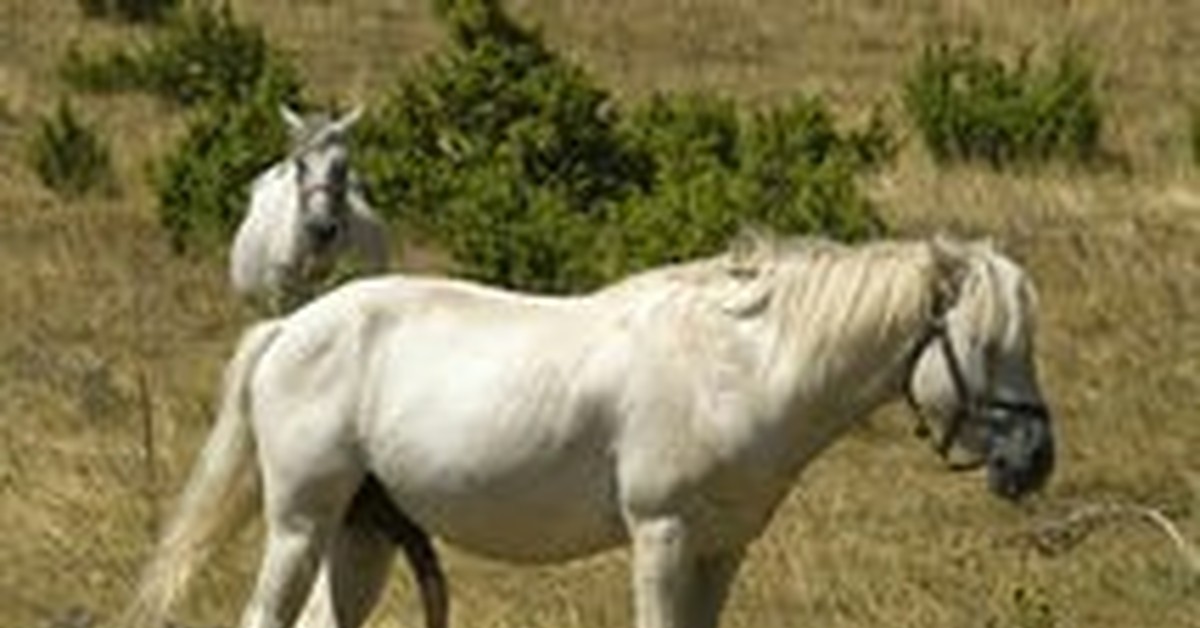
[292,475,446,628]
[241,509,341,628]
[242,437,365,627]
[349,475,450,628]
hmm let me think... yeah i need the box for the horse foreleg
[629,517,694,628]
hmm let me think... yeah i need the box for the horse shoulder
[600,289,786,507]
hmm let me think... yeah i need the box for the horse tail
[125,320,283,627]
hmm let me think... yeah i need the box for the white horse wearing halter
[229,105,389,312]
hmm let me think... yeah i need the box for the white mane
[593,235,950,364]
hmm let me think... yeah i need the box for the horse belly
[374,441,626,563]
[356,304,634,562]
[364,375,627,561]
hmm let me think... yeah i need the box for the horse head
[280,105,364,253]
[906,238,1055,500]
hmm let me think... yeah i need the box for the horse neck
[758,244,937,464]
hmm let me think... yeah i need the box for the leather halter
[904,316,1050,468]
[299,181,343,204]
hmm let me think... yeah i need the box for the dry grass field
[2,1,1199,627]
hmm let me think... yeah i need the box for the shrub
[620,93,741,180]
[63,2,298,107]
[76,0,180,23]
[606,94,887,274]
[358,0,889,293]
[152,69,299,251]
[28,100,115,197]
[86,2,308,250]
[361,0,647,220]
[904,39,1102,167]
[436,161,605,292]
[356,0,646,292]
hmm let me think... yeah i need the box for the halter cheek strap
[903,318,966,456]
[300,182,341,203]
[904,317,1049,467]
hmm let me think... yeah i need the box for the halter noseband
[299,181,344,204]
[290,139,351,209]
[904,316,1050,469]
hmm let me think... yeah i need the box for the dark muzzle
[905,320,1055,501]
[305,216,341,249]
[984,404,1054,500]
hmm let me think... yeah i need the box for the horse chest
[615,405,801,548]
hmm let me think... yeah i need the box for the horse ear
[721,228,775,316]
[725,227,773,278]
[334,105,365,134]
[929,235,972,315]
[279,104,306,135]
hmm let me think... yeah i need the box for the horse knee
[242,527,328,628]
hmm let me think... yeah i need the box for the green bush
[146,0,888,290]
[76,0,180,23]
[81,2,308,250]
[436,161,605,292]
[63,2,298,107]
[358,0,888,293]
[356,0,647,291]
[358,0,646,221]
[152,69,299,251]
[606,94,887,274]
[28,100,115,197]
[904,39,1102,166]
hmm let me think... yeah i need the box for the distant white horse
[230,105,389,312]
[129,234,1055,628]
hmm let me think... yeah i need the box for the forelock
[290,116,349,158]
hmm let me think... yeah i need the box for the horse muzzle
[984,407,1055,500]
[305,217,342,250]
